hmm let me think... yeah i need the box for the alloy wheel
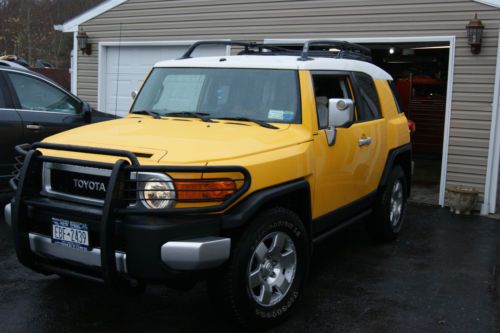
[247,231,297,307]
[390,180,404,227]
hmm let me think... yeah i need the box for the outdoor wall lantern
[466,13,484,55]
[77,30,92,55]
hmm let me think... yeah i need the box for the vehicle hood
[44,116,312,164]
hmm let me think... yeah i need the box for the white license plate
[52,217,89,250]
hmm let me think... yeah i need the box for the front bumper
[26,232,230,275]
[9,198,232,282]
[28,233,128,273]
[9,142,249,285]
[161,237,230,270]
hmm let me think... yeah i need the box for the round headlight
[138,173,175,209]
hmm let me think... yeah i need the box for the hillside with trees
[0,0,105,68]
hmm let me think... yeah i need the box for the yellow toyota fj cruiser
[5,40,411,328]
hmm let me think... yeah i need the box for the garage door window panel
[8,73,80,114]
[156,74,205,112]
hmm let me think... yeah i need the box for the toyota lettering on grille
[72,178,107,192]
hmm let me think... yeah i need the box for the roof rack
[180,40,286,59]
[295,40,372,62]
[179,40,372,62]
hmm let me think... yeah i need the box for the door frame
[265,36,455,207]
[97,40,230,114]
[482,30,500,214]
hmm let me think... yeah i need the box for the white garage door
[102,44,227,117]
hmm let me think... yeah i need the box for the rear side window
[0,74,9,108]
[353,72,381,121]
[388,80,403,113]
[7,73,80,114]
[0,84,6,108]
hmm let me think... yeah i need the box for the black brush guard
[10,142,251,285]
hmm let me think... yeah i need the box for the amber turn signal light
[174,180,236,200]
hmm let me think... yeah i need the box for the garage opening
[364,42,450,205]
[264,39,451,206]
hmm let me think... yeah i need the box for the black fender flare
[221,179,311,231]
[378,143,412,195]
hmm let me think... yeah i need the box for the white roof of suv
[155,55,392,80]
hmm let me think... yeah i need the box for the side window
[312,74,352,129]
[353,72,382,121]
[7,73,80,114]
[388,80,403,113]
[0,82,6,108]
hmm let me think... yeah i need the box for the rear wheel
[368,165,408,241]
[208,207,310,329]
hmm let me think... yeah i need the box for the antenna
[114,22,123,117]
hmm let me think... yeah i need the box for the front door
[0,72,23,189]
[311,71,387,232]
[5,71,87,144]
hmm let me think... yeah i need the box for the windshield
[131,68,300,123]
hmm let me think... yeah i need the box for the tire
[368,165,408,242]
[208,207,310,329]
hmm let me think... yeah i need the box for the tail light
[407,119,416,133]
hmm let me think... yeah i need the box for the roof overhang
[473,0,500,8]
[54,0,127,32]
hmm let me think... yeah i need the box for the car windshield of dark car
[131,67,300,123]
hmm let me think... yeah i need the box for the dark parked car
[0,66,115,191]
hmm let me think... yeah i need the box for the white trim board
[482,30,500,214]
[473,0,500,9]
[266,36,457,44]
[265,36,455,208]
[54,0,127,33]
[71,32,78,94]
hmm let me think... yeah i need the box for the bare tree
[0,0,105,68]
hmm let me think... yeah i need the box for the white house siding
[77,0,500,205]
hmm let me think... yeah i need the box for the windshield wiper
[132,110,161,119]
[163,111,215,123]
[214,117,279,129]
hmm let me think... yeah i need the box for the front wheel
[208,207,310,329]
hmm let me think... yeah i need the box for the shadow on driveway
[0,204,498,332]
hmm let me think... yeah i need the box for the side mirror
[131,90,138,99]
[325,98,354,146]
[328,98,354,128]
[82,101,92,123]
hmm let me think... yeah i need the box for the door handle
[26,124,42,130]
[358,136,372,146]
